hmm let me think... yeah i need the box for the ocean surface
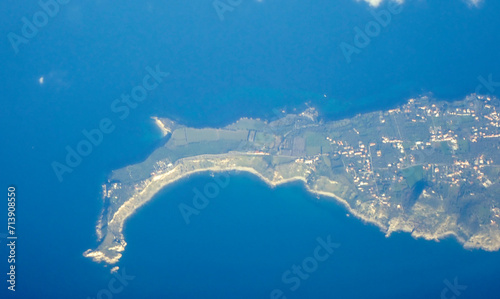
[1,0,500,298]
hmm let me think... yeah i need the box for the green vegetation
[88,96,500,266]
[457,139,470,154]
[401,165,424,188]
[439,141,451,155]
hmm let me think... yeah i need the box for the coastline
[151,116,170,137]
[85,95,500,265]
[84,163,500,266]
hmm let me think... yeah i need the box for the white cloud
[465,0,483,7]
[358,0,483,8]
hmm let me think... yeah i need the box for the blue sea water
[1,0,500,298]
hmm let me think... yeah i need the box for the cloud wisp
[357,0,483,8]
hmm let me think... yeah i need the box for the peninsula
[84,94,500,265]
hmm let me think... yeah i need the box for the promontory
[84,94,500,265]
